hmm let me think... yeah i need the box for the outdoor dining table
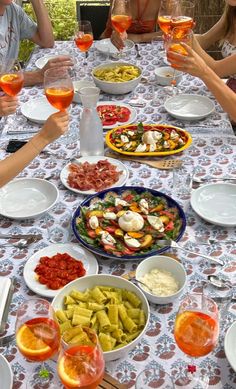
[0,41,236,388]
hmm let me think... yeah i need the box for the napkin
[0,277,11,329]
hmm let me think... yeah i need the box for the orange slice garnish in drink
[0,74,19,83]
[58,355,82,388]
[16,324,51,357]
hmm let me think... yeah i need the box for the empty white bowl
[73,80,96,103]
[91,62,142,95]
[52,274,150,361]
[136,255,187,304]
[154,66,182,86]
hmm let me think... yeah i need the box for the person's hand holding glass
[74,20,94,78]
[165,27,193,95]
[110,0,132,54]
[0,59,25,128]
[44,67,74,143]
[174,293,219,388]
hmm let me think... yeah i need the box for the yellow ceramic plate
[105,123,192,156]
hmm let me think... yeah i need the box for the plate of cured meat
[60,156,129,195]
[23,243,98,298]
[97,101,137,129]
[105,122,192,156]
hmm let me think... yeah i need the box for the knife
[0,277,16,333]
[0,233,42,241]
[6,129,38,135]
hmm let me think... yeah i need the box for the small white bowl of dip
[136,255,187,304]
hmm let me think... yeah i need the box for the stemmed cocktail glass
[74,20,94,78]
[111,0,132,57]
[16,298,61,389]
[0,59,25,129]
[174,293,219,388]
[44,67,74,143]
[57,326,105,388]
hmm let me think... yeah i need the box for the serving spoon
[1,238,35,249]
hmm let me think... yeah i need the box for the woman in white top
[194,0,236,78]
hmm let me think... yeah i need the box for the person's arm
[192,37,236,77]
[0,95,18,116]
[22,55,74,87]
[0,111,69,188]
[196,14,225,50]
[29,0,54,48]
[167,43,236,122]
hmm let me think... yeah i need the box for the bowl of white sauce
[136,255,187,304]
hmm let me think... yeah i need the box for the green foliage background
[19,0,77,63]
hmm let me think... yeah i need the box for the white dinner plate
[60,156,129,195]
[21,96,58,124]
[94,38,134,55]
[190,183,236,227]
[24,243,98,298]
[35,54,58,69]
[0,178,59,219]
[0,355,13,389]
[97,101,137,129]
[224,321,236,372]
[164,94,215,121]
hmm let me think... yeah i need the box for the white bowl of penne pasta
[52,274,150,361]
[91,62,142,95]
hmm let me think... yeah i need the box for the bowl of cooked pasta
[91,62,142,95]
[52,274,150,361]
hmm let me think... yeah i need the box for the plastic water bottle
[79,86,104,156]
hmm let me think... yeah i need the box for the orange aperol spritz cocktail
[44,67,74,111]
[174,293,219,388]
[16,298,61,388]
[58,326,105,389]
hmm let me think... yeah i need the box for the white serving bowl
[136,255,187,304]
[154,66,183,86]
[73,80,96,103]
[52,274,150,361]
[91,62,142,95]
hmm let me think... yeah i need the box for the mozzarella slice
[124,234,141,248]
[142,131,155,145]
[127,130,135,136]
[149,143,156,152]
[170,130,179,139]
[135,143,147,152]
[139,199,149,215]
[103,212,117,220]
[89,216,99,229]
[123,142,132,150]
[115,198,129,207]
[147,215,165,232]
[101,231,116,245]
[163,141,170,149]
[121,135,129,143]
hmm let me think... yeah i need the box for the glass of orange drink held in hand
[111,0,132,56]
[74,20,94,77]
[58,326,105,389]
[174,293,219,388]
[16,298,62,389]
[0,59,25,127]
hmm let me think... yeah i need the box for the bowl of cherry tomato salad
[72,186,186,260]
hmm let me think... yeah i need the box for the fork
[0,233,42,241]
[105,152,182,169]
[0,333,15,347]
[157,239,224,266]
[1,237,38,248]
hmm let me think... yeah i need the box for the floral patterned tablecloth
[0,41,236,389]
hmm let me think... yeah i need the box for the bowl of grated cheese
[136,255,187,304]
